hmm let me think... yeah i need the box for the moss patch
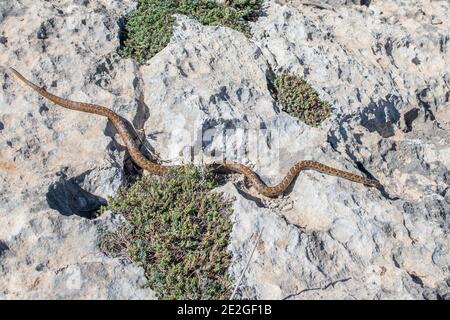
[120,0,263,64]
[274,72,331,127]
[99,165,233,299]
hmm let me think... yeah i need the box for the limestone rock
[228,0,449,299]
[0,0,155,300]
[0,0,448,300]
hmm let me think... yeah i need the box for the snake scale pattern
[10,68,380,197]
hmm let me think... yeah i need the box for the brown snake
[9,68,380,197]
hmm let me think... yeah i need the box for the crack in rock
[282,277,353,300]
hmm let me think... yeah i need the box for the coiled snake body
[10,68,380,198]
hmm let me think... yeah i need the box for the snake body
[10,68,380,197]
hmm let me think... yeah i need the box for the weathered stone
[0,0,448,300]
[0,0,155,300]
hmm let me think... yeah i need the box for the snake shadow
[103,104,160,185]
[341,151,400,201]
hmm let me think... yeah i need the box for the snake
[9,68,380,198]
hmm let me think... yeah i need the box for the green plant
[274,72,331,127]
[98,165,234,300]
[119,0,263,63]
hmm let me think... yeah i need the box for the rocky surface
[0,0,155,299]
[0,0,449,299]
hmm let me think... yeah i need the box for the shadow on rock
[46,170,107,219]
[360,94,402,138]
[0,240,9,257]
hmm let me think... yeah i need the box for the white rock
[0,0,448,300]
[0,0,155,300]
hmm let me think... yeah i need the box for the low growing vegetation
[99,165,233,300]
[120,0,263,63]
[274,72,331,127]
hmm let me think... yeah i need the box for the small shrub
[119,0,263,64]
[274,72,331,127]
[99,165,234,300]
